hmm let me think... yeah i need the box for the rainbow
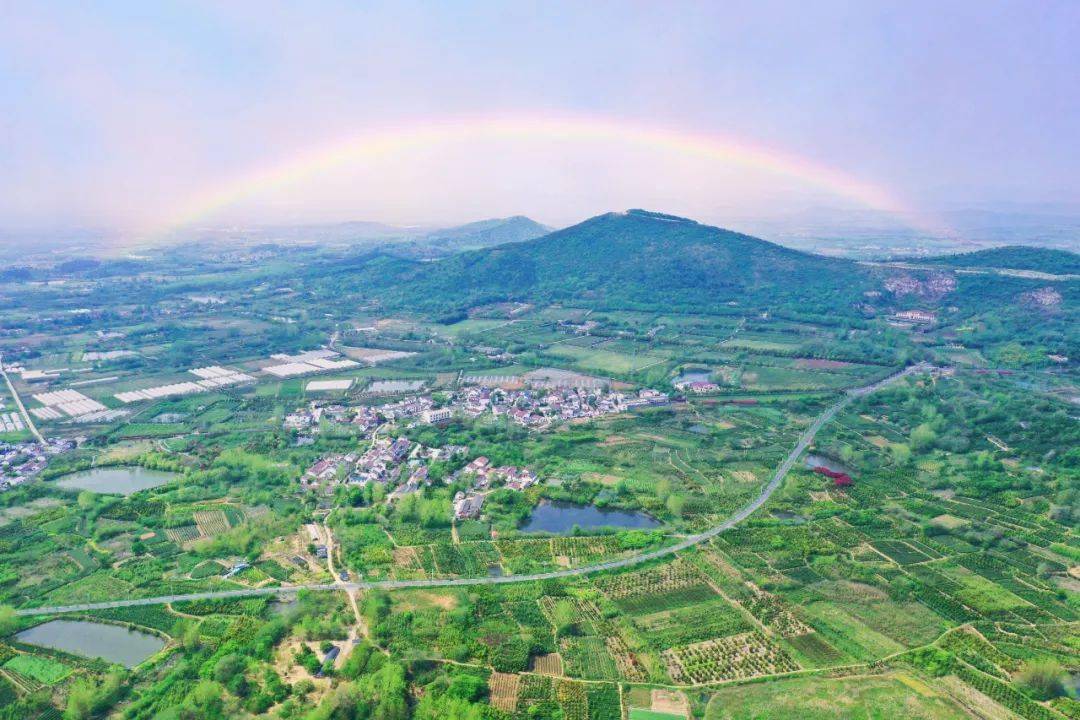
[150,113,946,240]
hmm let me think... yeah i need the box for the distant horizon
[3,2,1078,241]
[2,203,1078,264]
[5,198,1080,236]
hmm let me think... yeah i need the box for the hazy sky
[2,1,1077,237]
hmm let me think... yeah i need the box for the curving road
[16,364,927,617]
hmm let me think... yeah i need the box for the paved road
[0,355,47,445]
[16,364,926,617]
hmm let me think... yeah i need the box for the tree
[213,653,245,684]
[184,680,225,720]
[446,674,487,702]
[910,424,938,452]
[77,491,96,510]
[0,604,17,636]
[64,680,96,720]
[181,622,201,651]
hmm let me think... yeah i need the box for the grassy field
[544,344,665,373]
[704,673,973,720]
[629,710,685,720]
[4,654,73,685]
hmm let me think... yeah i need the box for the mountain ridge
[379,209,875,314]
[916,245,1080,275]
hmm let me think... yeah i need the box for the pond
[520,500,660,534]
[17,619,166,668]
[771,510,808,525]
[54,466,177,495]
[269,596,300,616]
[674,369,712,385]
[803,453,853,476]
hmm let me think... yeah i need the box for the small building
[893,310,937,324]
[222,562,250,579]
[389,437,411,462]
[421,407,453,424]
[453,492,485,520]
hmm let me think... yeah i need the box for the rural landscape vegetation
[1,2,1077,719]
[0,209,1076,720]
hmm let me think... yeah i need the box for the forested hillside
[921,246,1080,275]
[381,210,876,314]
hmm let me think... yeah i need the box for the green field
[629,709,685,720]
[4,654,73,685]
[704,674,973,720]
[545,344,666,373]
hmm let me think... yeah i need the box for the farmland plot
[632,599,751,647]
[662,632,799,684]
[562,636,620,680]
[193,509,231,537]
[594,561,718,614]
[488,671,521,712]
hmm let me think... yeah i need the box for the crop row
[956,666,1059,720]
[744,589,812,638]
[662,631,799,684]
[633,599,751,647]
[595,560,705,598]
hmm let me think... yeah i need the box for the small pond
[520,500,660,534]
[771,510,808,525]
[803,453,853,476]
[17,619,165,668]
[269,596,300,615]
[54,466,176,495]
[674,369,712,385]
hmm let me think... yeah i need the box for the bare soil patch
[651,688,690,716]
[489,672,521,712]
[583,472,622,486]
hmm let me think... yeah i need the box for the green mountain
[382,210,874,314]
[418,216,552,252]
[919,246,1080,275]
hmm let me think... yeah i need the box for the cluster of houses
[284,396,455,439]
[284,403,388,438]
[0,437,77,491]
[448,385,669,428]
[285,380,674,522]
[455,456,539,491]
[674,379,721,393]
[302,435,468,501]
[451,456,542,520]
[284,381,672,442]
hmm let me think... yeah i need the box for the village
[0,436,77,490]
[288,381,671,523]
[284,381,669,436]
[299,431,540,523]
